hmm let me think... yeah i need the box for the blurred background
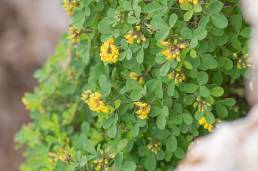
[0,0,69,170]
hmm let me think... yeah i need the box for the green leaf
[157,114,167,130]
[211,13,228,29]
[103,116,116,129]
[219,98,236,107]
[216,104,228,118]
[193,27,207,40]
[193,4,202,13]
[114,99,122,109]
[144,154,156,171]
[180,27,192,39]
[126,48,133,60]
[210,87,224,97]
[166,136,177,152]
[197,72,209,85]
[84,140,96,154]
[160,62,171,76]
[131,125,139,137]
[127,15,138,24]
[146,79,163,98]
[182,113,193,125]
[121,161,137,171]
[184,60,193,69]
[151,17,169,30]
[240,27,251,38]
[117,139,128,152]
[190,49,197,58]
[207,0,224,14]
[144,1,165,14]
[167,82,175,96]
[199,85,210,97]
[136,48,144,64]
[99,75,111,95]
[121,1,132,10]
[107,124,117,138]
[180,3,192,11]
[190,38,198,48]
[155,29,170,40]
[201,54,218,69]
[230,14,242,33]
[130,89,144,101]
[205,113,215,124]
[174,147,185,159]
[169,13,178,28]
[224,58,233,70]
[184,10,193,22]
[182,83,199,93]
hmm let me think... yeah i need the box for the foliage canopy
[16,0,250,170]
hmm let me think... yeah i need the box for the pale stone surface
[242,0,258,105]
[177,1,258,171]
[0,0,68,170]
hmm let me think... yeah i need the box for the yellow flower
[198,117,213,132]
[48,152,58,163]
[192,0,199,5]
[161,40,187,61]
[235,54,251,69]
[63,0,79,16]
[138,76,145,86]
[134,102,151,119]
[167,70,186,84]
[129,72,145,85]
[92,159,102,171]
[68,26,80,44]
[129,72,139,80]
[92,158,110,171]
[159,40,170,46]
[81,90,109,113]
[124,26,146,44]
[147,142,161,154]
[179,0,199,5]
[124,31,138,44]
[100,38,119,64]
[193,97,211,112]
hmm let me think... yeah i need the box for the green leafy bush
[16,0,251,170]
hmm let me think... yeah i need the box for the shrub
[16,0,251,170]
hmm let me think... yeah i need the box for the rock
[0,0,68,170]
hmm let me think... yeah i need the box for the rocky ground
[0,0,68,170]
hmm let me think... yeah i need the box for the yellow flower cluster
[179,0,199,5]
[92,154,115,171]
[92,159,108,171]
[48,149,73,163]
[193,97,211,112]
[100,38,119,64]
[81,90,109,113]
[167,70,186,84]
[161,40,187,61]
[147,142,161,154]
[68,26,81,44]
[124,26,146,44]
[134,101,151,119]
[129,72,145,85]
[63,0,79,16]
[198,117,213,132]
[234,54,251,69]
